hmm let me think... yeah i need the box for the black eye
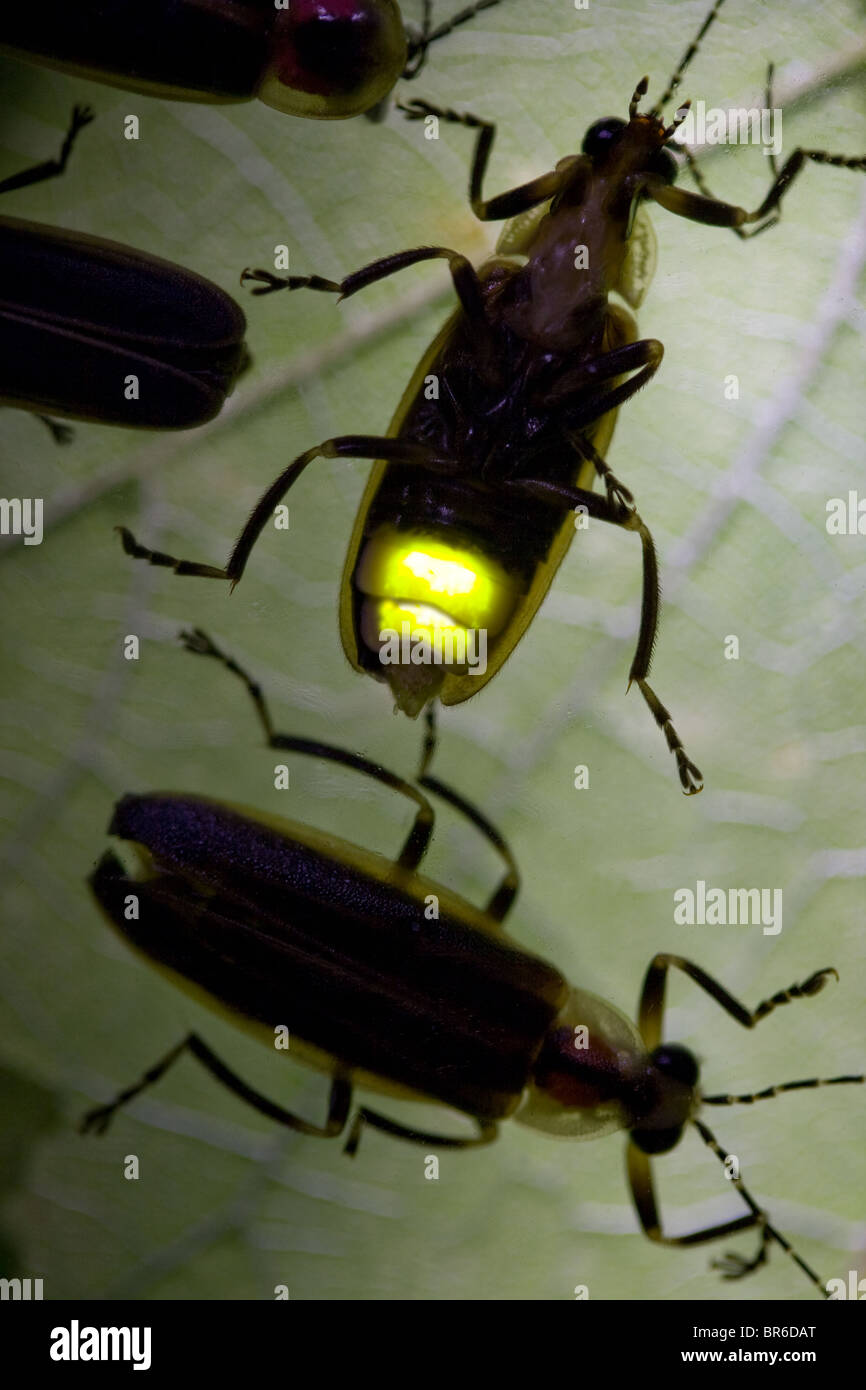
[582,117,626,159]
[651,1043,699,1087]
[648,146,680,184]
[631,1124,684,1156]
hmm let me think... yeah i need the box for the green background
[0,0,864,1300]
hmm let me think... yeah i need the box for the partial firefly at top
[0,1,512,121]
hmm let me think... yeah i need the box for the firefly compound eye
[581,116,628,157]
[648,145,680,184]
[650,1042,700,1087]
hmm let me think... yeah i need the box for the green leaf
[0,0,864,1301]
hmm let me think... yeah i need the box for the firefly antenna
[650,0,729,118]
[699,1072,864,1295]
[663,100,692,141]
[702,1072,864,1107]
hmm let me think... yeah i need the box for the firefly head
[629,1042,700,1155]
[581,111,680,186]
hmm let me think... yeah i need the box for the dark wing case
[91,793,568,1120]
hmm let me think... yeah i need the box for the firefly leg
[685,63,866,236]
[81,1035,351,1139]
[737,145,866,235]
[117,433,460,585]
[344,1106,498,1156]
[403,0,508,79]
[680,67,779,240]
[651,140,866,239]
[544,336,665,503]
[630,955,862,1294]
[418,710,519,921]
[401,0,434,78]
[636,954,841,1047]
[398,98,562,220]
[629,1139,760,1253]
[178,627,436,872]
[1,406,70,441]
[243,246,496,361]
[627,1131,830,1296]
[0,104,93,196]
[244,245,502,384]
[549,337,664,434]
[35,414,74,444]
[418,702,439,778]
[243,244,479,307]
[506,477,702,794]
[680,145,779,239]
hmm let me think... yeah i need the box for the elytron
[0,107,247,432]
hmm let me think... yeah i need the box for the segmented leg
[0,104,93,196]
[507,476,702,794]
[417,709,519,921]
[637,955,840,1048]
[398,97,563,220]
[179,627,435,871]
[81,1034,351,1139]
[344,1106,497,1157]
[117,434,459,586]
[403,0,508,78]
